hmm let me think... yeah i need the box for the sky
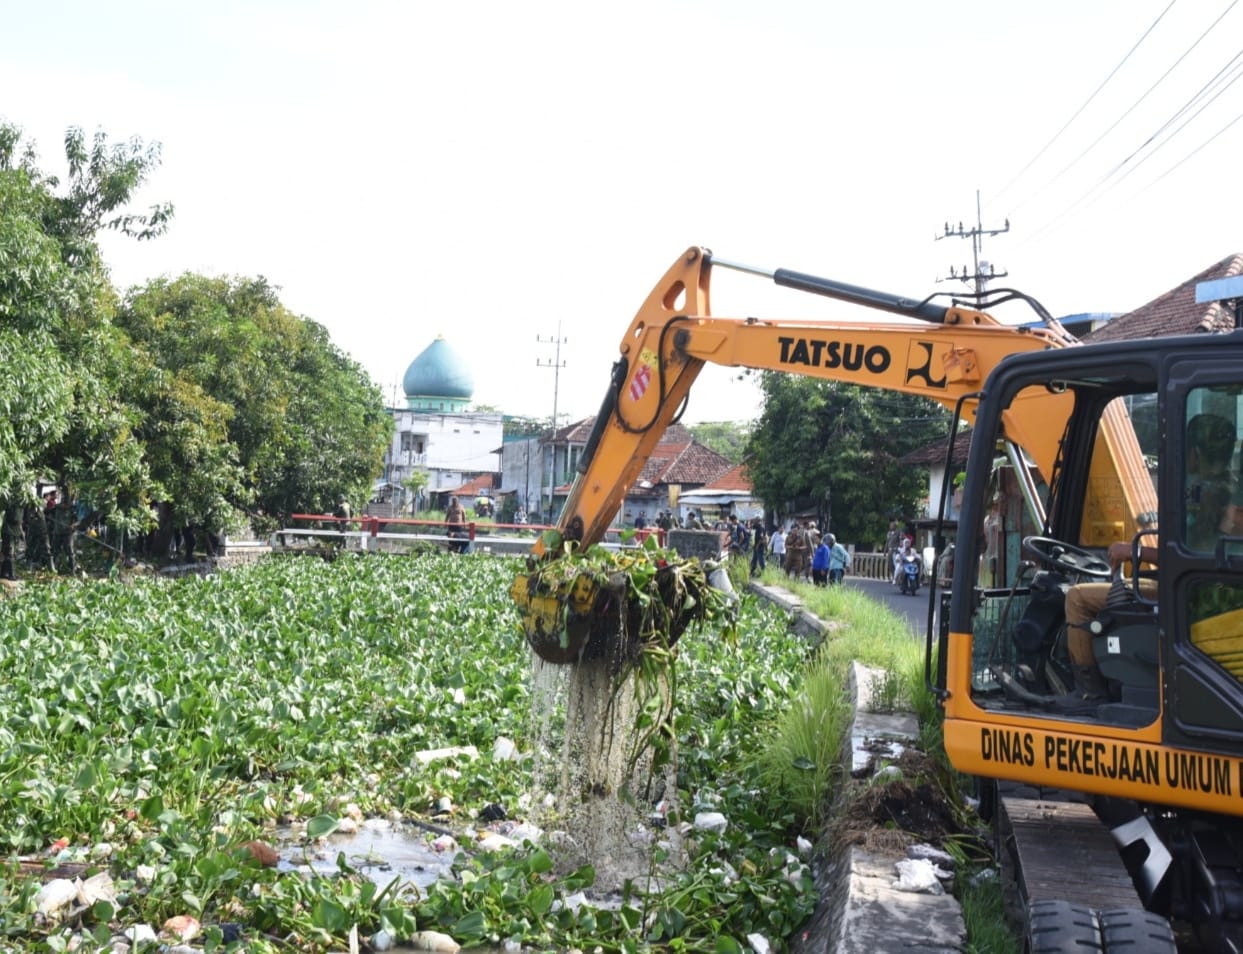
[4,1,1241,425]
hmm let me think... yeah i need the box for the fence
[849,551,892,581]
[273,514,640,556]
[275,516,905,577]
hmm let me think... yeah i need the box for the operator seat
[1091,577,1160,721]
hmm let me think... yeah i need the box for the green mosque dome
[402,335,474,411]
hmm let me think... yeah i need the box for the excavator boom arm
[544,247,1154,555]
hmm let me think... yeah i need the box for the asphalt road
[841,574,938,642]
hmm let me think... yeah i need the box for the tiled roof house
[533,417,746,524]
[1082,254,1243,343]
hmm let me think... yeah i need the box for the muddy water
[275,817,453,891]
[531,653,683,892]
[274,820,515,953]
[271,643,673,951]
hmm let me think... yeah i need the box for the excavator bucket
[511,547,736,666]
[510,569,626,664]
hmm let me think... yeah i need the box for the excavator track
[998,793,1176,952]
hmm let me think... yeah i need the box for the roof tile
[1082,254,1243,343]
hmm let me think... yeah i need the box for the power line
[1144,102,1243,186]
[1107,44,1243,178]
[1111,49,1243,186]
[1021,40,1243,246]
[993,0,1177,207]
[1032,0,1238,202]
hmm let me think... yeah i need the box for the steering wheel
[1022,536,1112,580]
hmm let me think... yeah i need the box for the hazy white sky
[4,1,1240,424]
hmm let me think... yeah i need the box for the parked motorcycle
[899,553,922,595]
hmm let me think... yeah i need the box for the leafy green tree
[403,470,429,514]
[43,126,173,267]
[122,351,245,556]
[745,375,949,548]
[0,121,178,570]
[0,127,147,572]
[1,119,389,565]
[0,171,76,502]
[504,416,549,439]
[117,275,391,529]
[688,421,751,464]
[261,317,391,520]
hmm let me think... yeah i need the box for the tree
[117,274,391,529]
[0,119,392,568]
[687,421,751,464]
[745,375,949,548]
[44,126,173,267]
[121,351,246,556]
[0,171,76,501]
[264,317,391,520]
[0,124,163,572]
[403,470,429,514]
[2,122,178,570]
[504,416,549,439]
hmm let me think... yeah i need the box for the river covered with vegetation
[0,552,834,952]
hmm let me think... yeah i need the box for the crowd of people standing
[622,508,880,589]
[737,514,853,586]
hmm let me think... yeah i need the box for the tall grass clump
[746,571,932,828]
[748,650,852,829]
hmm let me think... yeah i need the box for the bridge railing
[272,514,643,555]
[275,516,903,574]
[849,552,893,581]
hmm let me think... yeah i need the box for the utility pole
[937,190,1009,296]
[536,323,568,522]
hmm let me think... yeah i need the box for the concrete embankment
[748,582,966,954]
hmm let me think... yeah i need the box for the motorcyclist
[894,530,916,587]
[897,539,921,593]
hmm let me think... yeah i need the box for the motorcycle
[899,553,922,595]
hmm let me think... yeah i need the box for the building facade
[379,336,502,513]
[498,417,744,527]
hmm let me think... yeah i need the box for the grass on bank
[741,566,927,828]
[742,564,1019,954]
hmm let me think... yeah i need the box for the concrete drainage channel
[748,582,967,954]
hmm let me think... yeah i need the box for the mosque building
[379,334,751,526]
[379,335,502,512]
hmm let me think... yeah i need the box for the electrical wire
[1144,103,1243,186]
[1033,1,1238,202]
[992,0,1177,208]
[1111,51,1243,186]
[1021,35,1243,246]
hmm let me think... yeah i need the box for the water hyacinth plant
[0,552,817,952]
[512,530,737,668]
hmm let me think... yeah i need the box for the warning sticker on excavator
[629,349,658,402]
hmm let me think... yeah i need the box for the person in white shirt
[770,525,787,566]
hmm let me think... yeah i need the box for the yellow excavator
[511,246,1243,952]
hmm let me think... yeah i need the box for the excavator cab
[941,350,1163,726]
[936,333,1243,950]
